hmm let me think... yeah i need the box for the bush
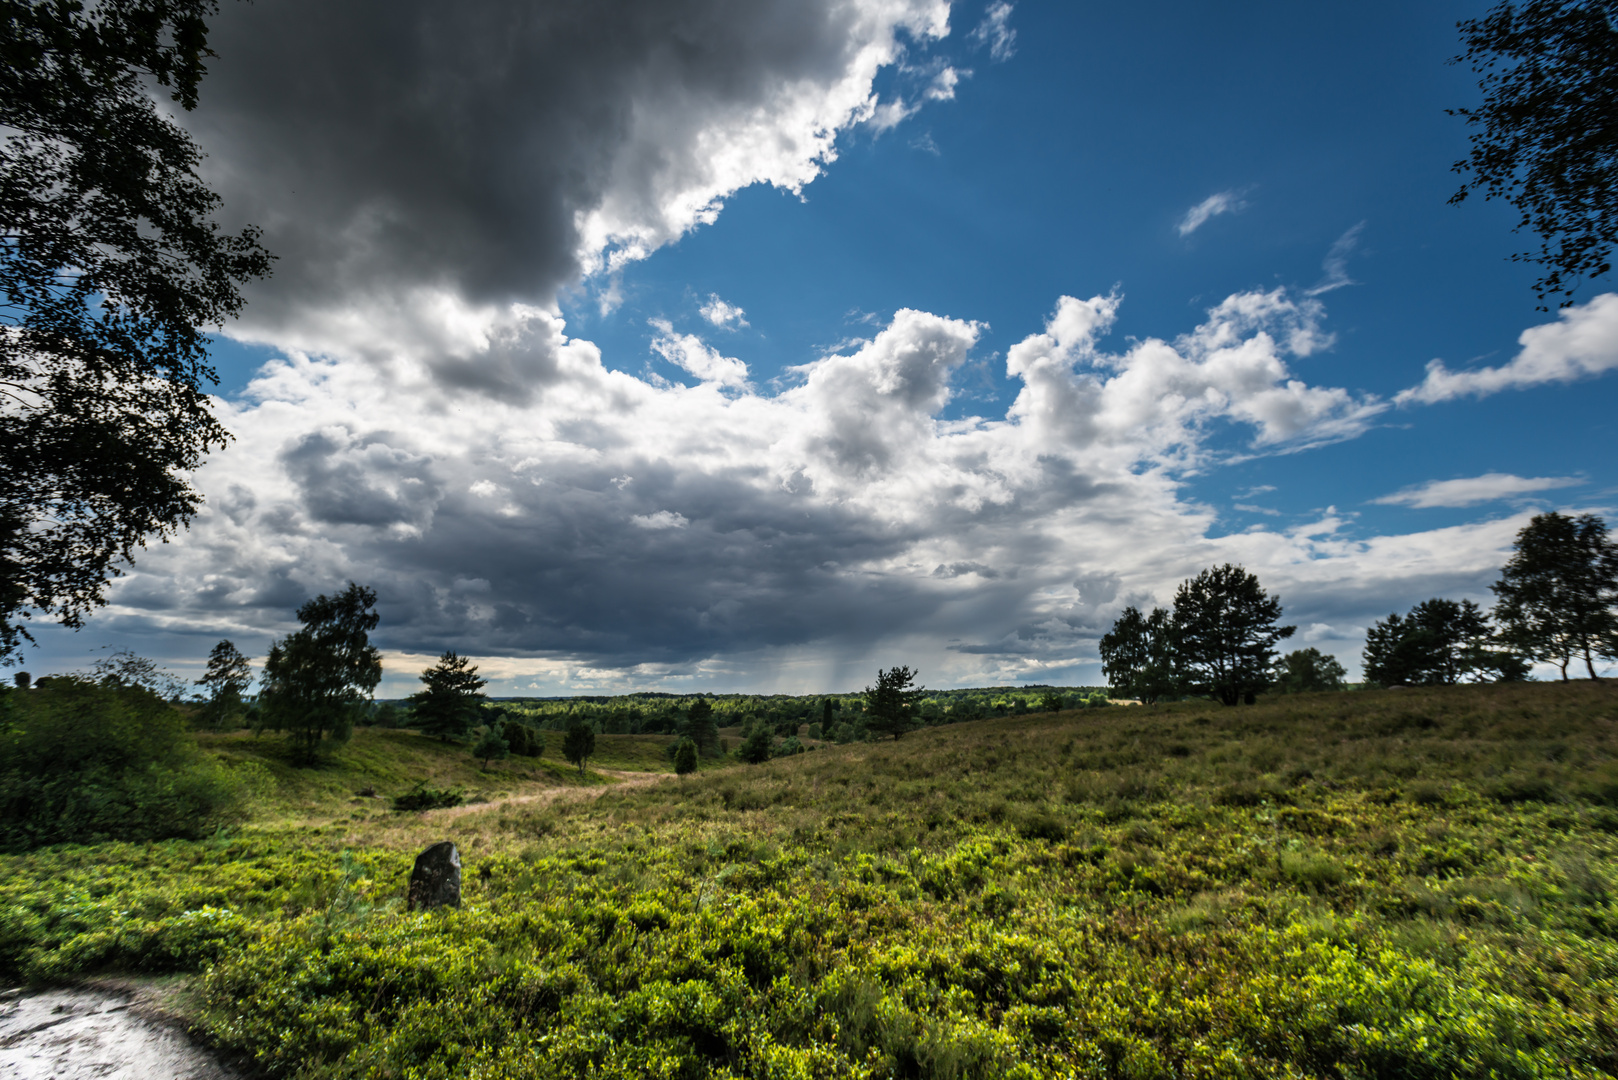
[0,678,247,852]
[673,738,698,776]
[392,783,464,812]
[739,727,773,764]
[501,720,544,757]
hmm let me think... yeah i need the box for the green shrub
[739,726,773,763]
[0,678,246,851]
[500,720,544,757]
[391,783,464,811]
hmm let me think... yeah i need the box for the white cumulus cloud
[51,284,1460,695]
[649,320,751,387]
[699,294,748,328]
[1396,293,1618,405]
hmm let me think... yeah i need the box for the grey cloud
[279,430,443,527]
[1070,571,1118,606]
[190,0,935,336]
[933,562,1001,579]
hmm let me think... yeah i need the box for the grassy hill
[3,682,1617,1078]
[192,725,689,825]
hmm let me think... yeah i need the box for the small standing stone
[407,841,462,910]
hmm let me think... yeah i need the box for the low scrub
[2,682,1617,1077]
[391,783,464,812]
[0,678,248,852]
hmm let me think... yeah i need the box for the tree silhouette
[562,721,596,776]
[1492,511,1618,679]
[1099,606,1181,704]
[864,666,924,739]
[1,0,272,661]
[196,639,252,729]
[1449,0,1618,305]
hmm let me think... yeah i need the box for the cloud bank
[84,283,1533,693]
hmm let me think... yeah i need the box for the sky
[21,0,1618,695]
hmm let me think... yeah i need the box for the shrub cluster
[391,783,464,812]
[0,677,247,851]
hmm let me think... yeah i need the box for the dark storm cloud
[189,0,932,331]
[280,430,443,527]
[300,457,990,664]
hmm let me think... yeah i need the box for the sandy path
[0,988,238,1080]
[427,767,674,820]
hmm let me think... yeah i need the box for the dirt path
[427,767,674,820]
[0,988,239,1080]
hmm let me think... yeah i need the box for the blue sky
[27,0,1618,693]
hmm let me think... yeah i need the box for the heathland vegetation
[3,682,1617,1078]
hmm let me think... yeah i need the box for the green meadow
[4,682,1618,1078]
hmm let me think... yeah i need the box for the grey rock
[407,841,462,910]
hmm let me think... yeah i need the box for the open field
[4,682,1618,1077]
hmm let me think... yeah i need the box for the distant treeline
[370,685,1111,738]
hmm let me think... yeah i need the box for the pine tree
[673,737,698,776]
[1171,565,1295,706]
[1099,606,1180,704]
[683,697,718,756]
[409,651,488,741]
[864,666,924,739]
[472,724,509,769]
[562,722,596,776]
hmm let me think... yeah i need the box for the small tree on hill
[562,721,596,776]
[1492,511,1618,680]
[472,724,509,769]
[673,737,698,776]
[259,583,382,762]
[683,697,718,756]
[1171,565,1295,706]
[739,725,773,763]
[1099,606,1180,704]
[410,651,488,741]
[195,639,253,729]
[1274,648,1347,693]
[865,665,924,739]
